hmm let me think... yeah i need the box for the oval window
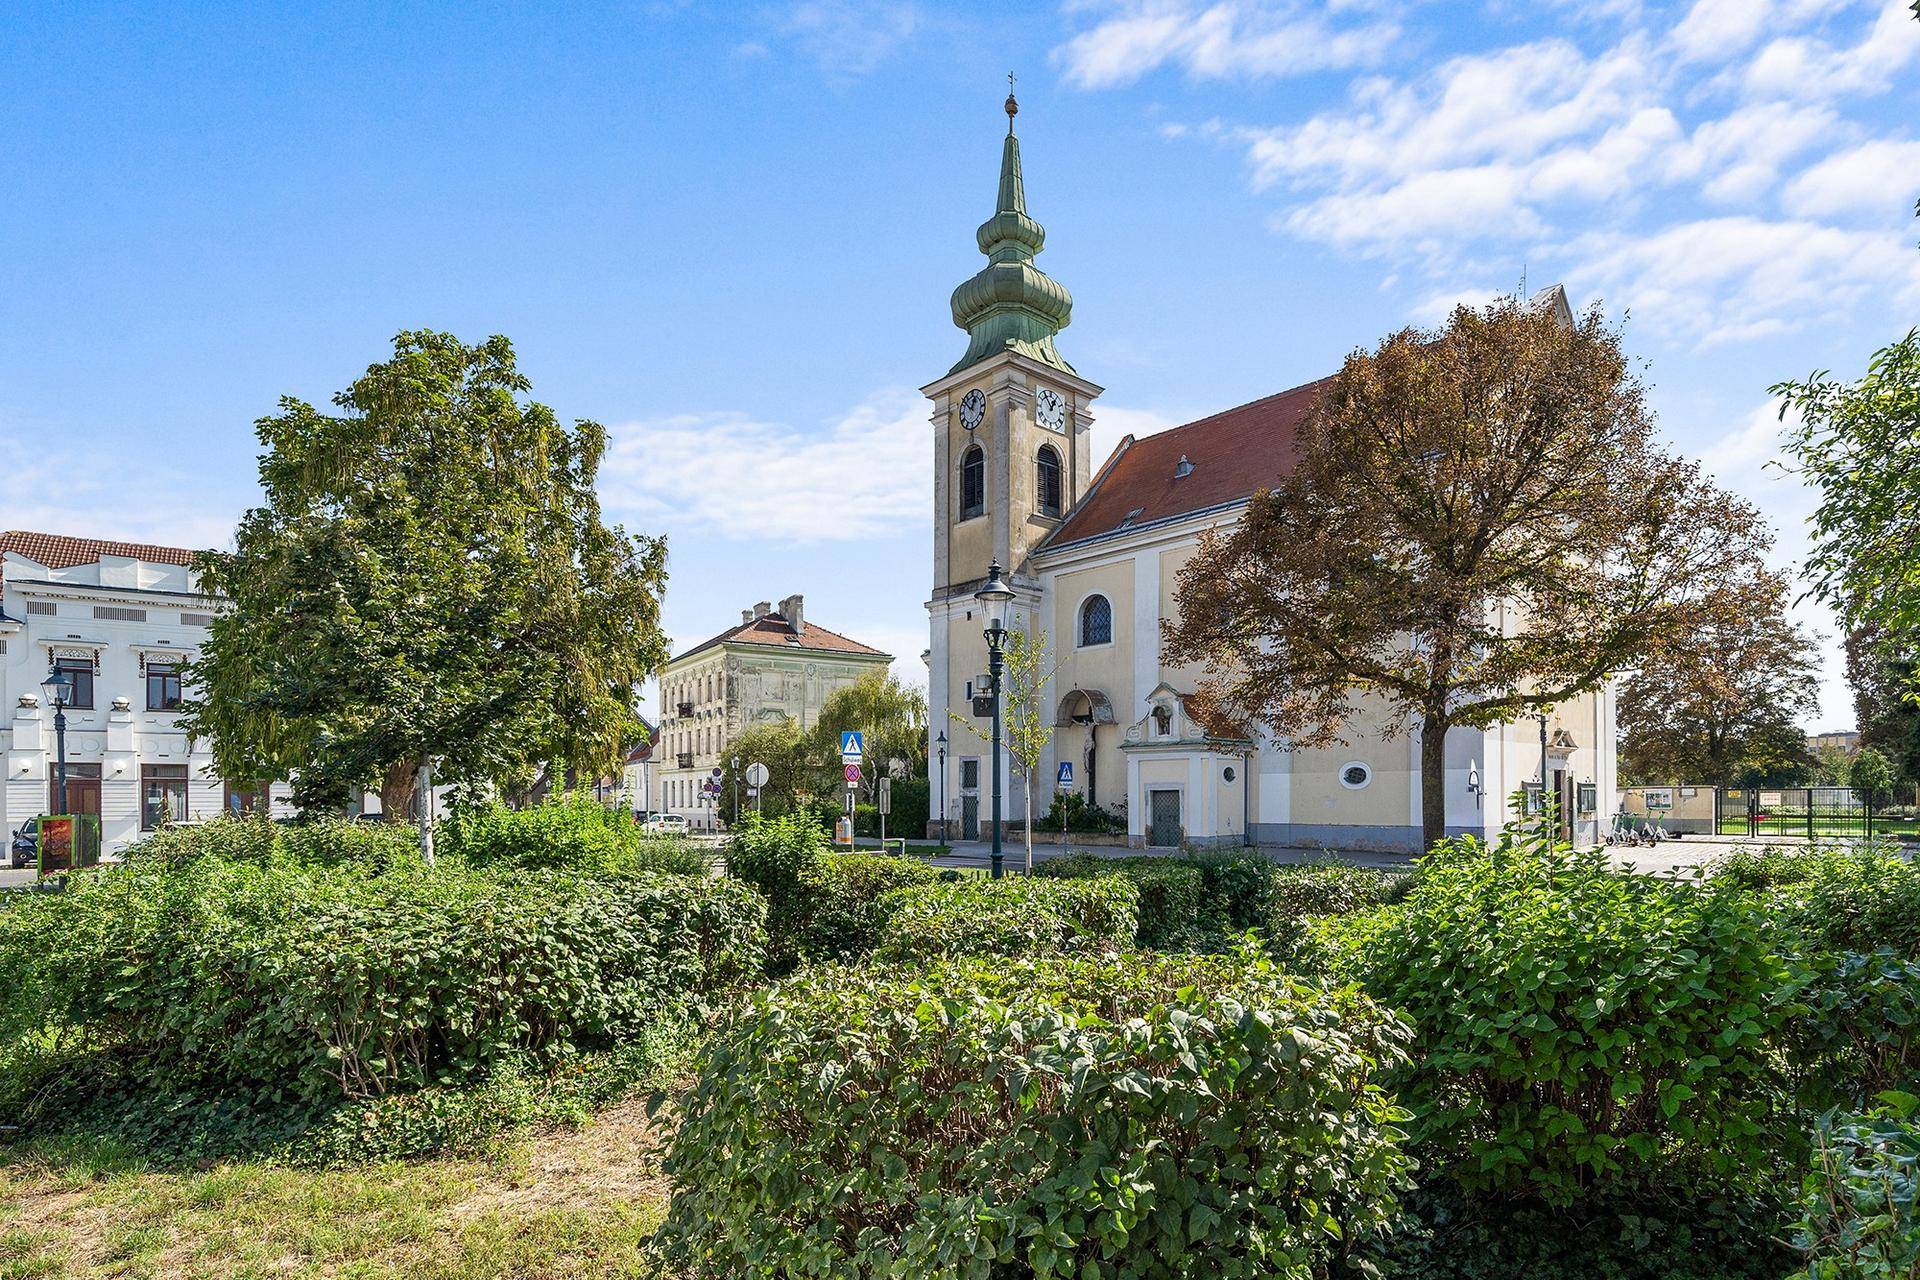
[1223,765,1236,783]
[1339,762,1372,790]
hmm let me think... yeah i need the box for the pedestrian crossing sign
[840,730,864,759]
[1057,761,1074,787]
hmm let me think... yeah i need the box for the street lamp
[41,666,74,816]
[974,560,1015,878]
[934,730,948,844]
[731,755,741,828]
[1535,711,1550,821]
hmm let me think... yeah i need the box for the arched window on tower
[960,443,985,519]
[1037,444,1062,517]
[1079,594,1112,647]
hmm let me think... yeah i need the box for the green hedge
[797,852,941,961]
[1034,853,1204,949]
[1713,842,1920,958]
[438,793,705,877]
[873,876,1138,963]
[124,811,421,871]
[656,949,1413,1280]
[1316,822,1794,1205]
[1264,862,1411,966]
[0,856,764,1105]
[1789,949,1920,1114]
[726,811,830,972]
[1183,848,1283,932]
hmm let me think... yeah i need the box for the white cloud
[1564,216,1920,345]
[1784,137,1920,217]
[1742,0,1920,98]
[599,389,927,543]
[767,1,919,77]
[0,423,245,551]
[1053,0,1398,89]
[1670,0,1773,64]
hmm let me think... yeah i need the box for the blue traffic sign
[840,730,865,759]
[1056,760,1074,787]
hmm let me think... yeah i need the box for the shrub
[852,777,930,836]
[1035,853,1204,949]
[1041,791,1129,833]
[439,793,704,877]
[1790,950,1920,1114]
[1263,861,1410,966]
[725,811,830,972]
[1794,1093,1920,1279]
[655,948,1413,1280]
[797,851,941,961]
[0,856,764,1105]
[873,875,1138,962]
[124,810,420,871]
[1183,847,1281,932]
[1316,818,1795,1205]
[1713,842,1920,958]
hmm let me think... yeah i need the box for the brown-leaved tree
[1163,295,1769,850]
[1617,569,1820,787]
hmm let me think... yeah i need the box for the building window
[141,764,189,829]
[960,443,985,519]
[1037,444,1062,516]
[224,782,270,816]
[53,656,96,709]
[1339,761,1372,791]
[1078,595,1112,647]
[146,660,183,711]
[960,758,980,791]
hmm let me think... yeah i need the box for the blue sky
[4,0,1917,726]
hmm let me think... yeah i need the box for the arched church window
[960,444,985,520]
[1079,594,1112,647]
[1037,444,1062,516]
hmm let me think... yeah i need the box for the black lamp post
[935,730,948,844]
[42,666,74,816]
[975,560,1015,879]
[731,755,740,828]
[1536,711,1550,821]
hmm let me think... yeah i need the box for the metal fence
[1715,786,1908,840]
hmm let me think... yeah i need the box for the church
[923,94,1618,852]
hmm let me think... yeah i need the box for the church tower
[923,87,1101,837]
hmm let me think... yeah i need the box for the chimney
[779,593,805,635]
[741,609,754,626]
[753,600,772,620]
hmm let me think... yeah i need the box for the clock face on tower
[1034,387,1067,432]
[958,389,987,432]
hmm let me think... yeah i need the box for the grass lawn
[0,1101,671,1279]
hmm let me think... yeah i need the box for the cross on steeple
[1005,71,1018,133]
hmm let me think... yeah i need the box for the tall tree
[185,331,669,818]
[807,671,929,792]
[1849,746,1895,808]
[1778,330,1920,666]
[1163,295,1770,850]
[1845,626,1920,788]
[1616,570,1820,787]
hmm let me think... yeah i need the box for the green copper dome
[949,109,1075,376]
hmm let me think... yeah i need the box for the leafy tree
[1617,569,1820,788]
[185,331,669,820]
[719,720,816,823]
[1778,330,1920,672]
[1849,747,1895,808]
[1845,626,1920,791]
[806,671,929,795]
[1163,295,1770,850]
[949,627,1056,871]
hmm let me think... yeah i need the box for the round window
[1339,762,1372,790]
[1222,766,1236,783]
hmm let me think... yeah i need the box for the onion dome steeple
[948,83,1075,376]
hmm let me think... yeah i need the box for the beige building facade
[655,594,890,828]
[924,103,1618,852]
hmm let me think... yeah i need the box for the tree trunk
[380,759,418,823]
[1024,772,1034,874]
[1419,714,1450,853]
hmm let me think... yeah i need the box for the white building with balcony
[1,531,276,855]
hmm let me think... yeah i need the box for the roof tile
[1046,378,1327,549]
[0,530,203,570]
[672,612,891,664]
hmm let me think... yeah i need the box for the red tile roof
[0,530,203,570]
[1045,378,1328,549]
[673,612,892,664]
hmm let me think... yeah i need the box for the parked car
[643,813,690,835]
[10,817,38,869]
